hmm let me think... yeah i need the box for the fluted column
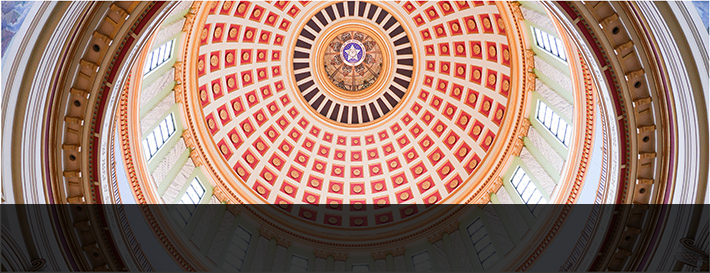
[333,252,347,272]
[203,207,233,258]
[314,249,328,272]
[449,230,474,271]
[393,246,406,272]
[249,236,270,271]
[372,250,388,271]
[273,245,288,271]
[483,205,514,255]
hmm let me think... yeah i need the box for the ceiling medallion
[292,2,414,125]
[325,32,383,92]
[339,37,367,67]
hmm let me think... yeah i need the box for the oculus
[324,31,384,92]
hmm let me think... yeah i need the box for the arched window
[171,177,205,229]
[467,218,499,269]
[290,255,309,272]
[510,166,546,216]
[141,112,177,160]
[411,251,433,272]
[351,264,370,272]
[536,101,572,147]
[222,225,252,271]
[143,39,174,76]
[531,26,567,62]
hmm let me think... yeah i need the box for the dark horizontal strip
[319,100,333,116]
[376,98,390,114]
[357,1,367,17]
[311,94,326,109]
[396,47,413,55]
[300,28,316,41]
[396,68,413,79]
[340,106,349,123]
[393,34,409,46]
[330,104,341,121]
[293,51,309,59]
[351,106,359,124]
[383,16,397,30]
[303,88,318,101]
[383,91,398,106]
[306,19,321,34]
[390,25,405,39]
[369,102,380,120]
[336,2,345,18]
[367,4,377,19]
[360,105,370,123]
[298,80,315,93]
[325,5,337,21]
[314,11,328,27]
[390,85,405,98]
[375,9,388,24]
[294,71,311,82]
[393,75,411,89]
[296,39,312,50]
[293,62,310,70]
[397,58,413,66]
[347,1,356,16]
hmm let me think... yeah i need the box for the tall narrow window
[171,177,205,229]
[536,101,572,147]
[351,264,369,272]
[141,113,177,160]
[290,255,309,272]
[222,225,252,271]
[411,251,433,272]
[532,26,567,62]
[143,40,174,76]
[467,218,499,269]
[510,166,546,215]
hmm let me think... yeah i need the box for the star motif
[345,44,361,62]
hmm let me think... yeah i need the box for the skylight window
[536,101,572,147]
[532,26,567,62]
[510,167,546,215]
[411,251,433,272]
[290,255,309,272]
[222,225,252,271]
[141,113,177,160]
[171,177,205,229]
[467,218,499,269]
[143,40,174,76]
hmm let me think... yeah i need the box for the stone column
[314,249,328,272]
[483,205,515,255]
[372,250,388,271]
[393,247,407,272]
[449,230,474,271]
[273,245,288,271]
[332,252,348,272]
[249,236,270,271]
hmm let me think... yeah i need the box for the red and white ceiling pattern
[186,0,519,227]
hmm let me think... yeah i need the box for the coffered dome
[2,0,708,272]
[155,1,545,237]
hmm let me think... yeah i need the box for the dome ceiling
[178,0,530,228]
